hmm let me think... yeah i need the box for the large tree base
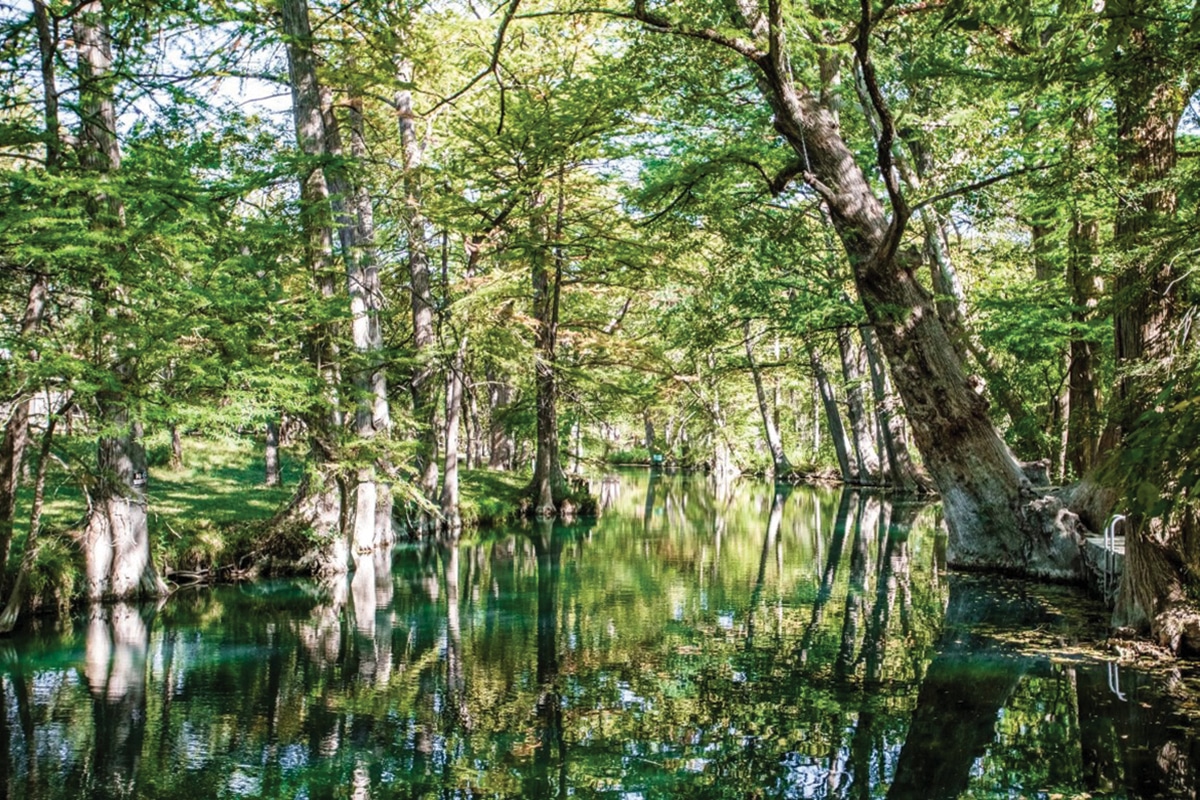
[253,472,345,577]
[944,490,1086,582]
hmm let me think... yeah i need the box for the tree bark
[861,323,929,492]
[836,324,881,484]
[320,84,392,553]
[0,277,48,578]
[488,372,514,470]
[396,59,439,504]
[277,0,345,570]
[1102,4,1196,642]
[440,337,467,530]
[744,319,791,477]
[74,0,165,600]
[1065,203,1100,479]
[0,400,61,634]
[808,344,853,482]
[529,179,568,516]
[265,417,281,487]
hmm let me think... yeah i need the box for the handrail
[1103,514,1126,601]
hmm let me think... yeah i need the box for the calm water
[0,471,1198,799]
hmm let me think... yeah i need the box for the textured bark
[279,0,343,563]
[530,184,568,515]
[1102,5,1195,641]
[808,345,853,482]
[1066,208,1101,478]
[0,405,59,634]
[322,86,391,552]
[397,60,439,503]
[0,276,47,578]
[265,417,281,487]
[744,320,791,477]
[861,324,929,492]
[736,12,1080,576]
[440,337,467,530]
[488,374,515,470]
[836,324,882,484]
[74,1,165,600]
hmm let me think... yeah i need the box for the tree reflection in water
[0,472,1196,798]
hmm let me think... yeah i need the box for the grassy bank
[8,432,530,605]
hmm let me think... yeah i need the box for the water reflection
[0,472,1196,798]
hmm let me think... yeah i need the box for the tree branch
[909,162,1056,215]
[854,0,908,263]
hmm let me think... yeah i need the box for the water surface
[1,471,1197,799]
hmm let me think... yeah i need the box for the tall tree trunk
[0,277,48,578]
[808,345,853,482]
[488,372,514,470]
[861,324,928,492]
[321,85,392,553]
[74,0,165,600]
[836,324,881,484]
[440,337,467,530]
[1066,201,1101,479]
[265,416,281,487]
[396,60,439,505]
[278,0,345,572]
[0,399,62,634]
[1102,4,1196,645]
[744,320,792,477]
[530,178,568,516]
[720,10,1082,576]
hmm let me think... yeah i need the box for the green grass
[7,431,536,603]
[458,468,529,528]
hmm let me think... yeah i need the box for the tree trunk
[278,0,344,568]
[0,276,48,578]
[530,181,568,516]
[742,31,1080,577]
[642,409,655,452]
[744,320,791,477]
[168,422,183,470]
[1066,204,1100,479]
[265,417,281,487]
[836,324,881,484]
[319,84,391,553]
[440,337,467,530]
[396,59,439,504]
[488,373,514,470]
[808,345,853,482]
[0,402,60,634]
[1103,4,1196,642]
[74,1,165,600]
[861,323,929,492]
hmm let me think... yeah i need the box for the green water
[0,471,1197,799]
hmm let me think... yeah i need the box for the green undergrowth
[457,469,529,528]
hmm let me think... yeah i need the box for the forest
[0,0,1199,660]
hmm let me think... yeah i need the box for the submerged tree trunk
[744,320,791,477]
[75,0,165,600]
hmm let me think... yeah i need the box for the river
[0,470,1197,798]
